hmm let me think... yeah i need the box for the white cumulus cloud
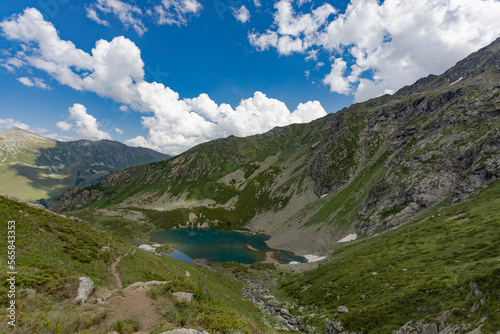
[249,0,335,52]
[85,0,202,31]
[0,118,31,130]
[2,56,25,72]
[86,7,110,27]
[154,0,203,26]
[0,118,48,134]
[88,0,146,35]
[233,5,250,23]
[248,30,279,51]
[57,103,112,140]
[55,121,72,131]
[249,0,500,102]
[186,91,326,136]
[125,86,327,154]
[1,8,145,104]
[322,58,351,95]
[1,8,326,155]
[17,76,50,89]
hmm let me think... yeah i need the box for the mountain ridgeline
[52,38,500,252]
[0,128,170,206]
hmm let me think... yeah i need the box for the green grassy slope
[277,179,500,333]
[0,196,287,333]
[51,124,325,235]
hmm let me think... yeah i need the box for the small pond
[151,228,307,264]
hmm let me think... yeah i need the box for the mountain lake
[151,228,307,264]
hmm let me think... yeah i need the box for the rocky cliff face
[52,38,500,251]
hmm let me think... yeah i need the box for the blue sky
[1,0,500,154]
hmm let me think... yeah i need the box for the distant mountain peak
[0,127,55,149]
[2,126,49,138]
[394,36,500,98]
[9,126,26,131]
[4,126,41,135]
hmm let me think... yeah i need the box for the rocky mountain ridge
[52,38,500,253]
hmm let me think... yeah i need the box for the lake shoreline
[151,228,307,265]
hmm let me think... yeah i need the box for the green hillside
[52,38,500,254]
[276,179,500,333]
[0,196,288,333]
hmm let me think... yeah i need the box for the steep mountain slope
[276,178,500,333]
[52,38,500,253]
[0,127,170,206]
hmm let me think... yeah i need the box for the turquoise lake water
[151,228,307,264]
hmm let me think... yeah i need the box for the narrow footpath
[110,248,135,289]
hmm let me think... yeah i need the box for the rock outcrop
[173,292,194,303]
[325,319,344,334]
[74,276,94,303]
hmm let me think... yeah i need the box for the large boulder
[395,321,440,334]
[337,305,349,314]
[421,323,438,334]
[325,319,343,334]
[74,276,94,303]
[466,280,482,299]
[173,292,194,303]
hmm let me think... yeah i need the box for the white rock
[173,292,194,303]
[127,281,169,289]
[304,254,327,263]
[449,77,463,86]
[338,233,357,243]
[138,244,155,252]
[74,277,94,303]
[337,306,349,314]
